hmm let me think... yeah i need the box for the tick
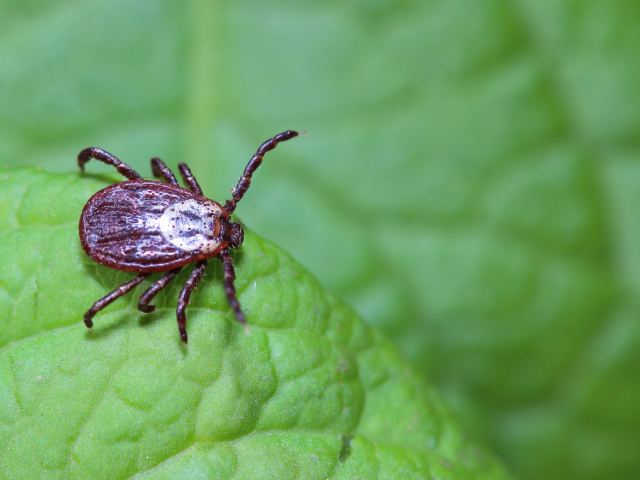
[78,130,300,344]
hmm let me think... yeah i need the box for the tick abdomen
[80,181,228,273]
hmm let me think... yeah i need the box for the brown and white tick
[78,130,300,344]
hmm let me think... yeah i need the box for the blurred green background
[2,1,640,479]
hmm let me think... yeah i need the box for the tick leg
[178,162,203,195]
[176,260,207,344]
[84,274,149,328]
[138,267,182,313]
[219,249,246,324]
[224,130,301,215]
[150,157,179,185]
[78,147,143,181]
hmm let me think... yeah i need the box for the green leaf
[0,168,510,479]
[2,2,640,478]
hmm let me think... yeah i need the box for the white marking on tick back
[159,198,223,253]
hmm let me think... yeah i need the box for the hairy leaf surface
[0,168,510,479]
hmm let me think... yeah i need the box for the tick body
[78,130,300,343]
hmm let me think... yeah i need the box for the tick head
[224,221,244,249]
